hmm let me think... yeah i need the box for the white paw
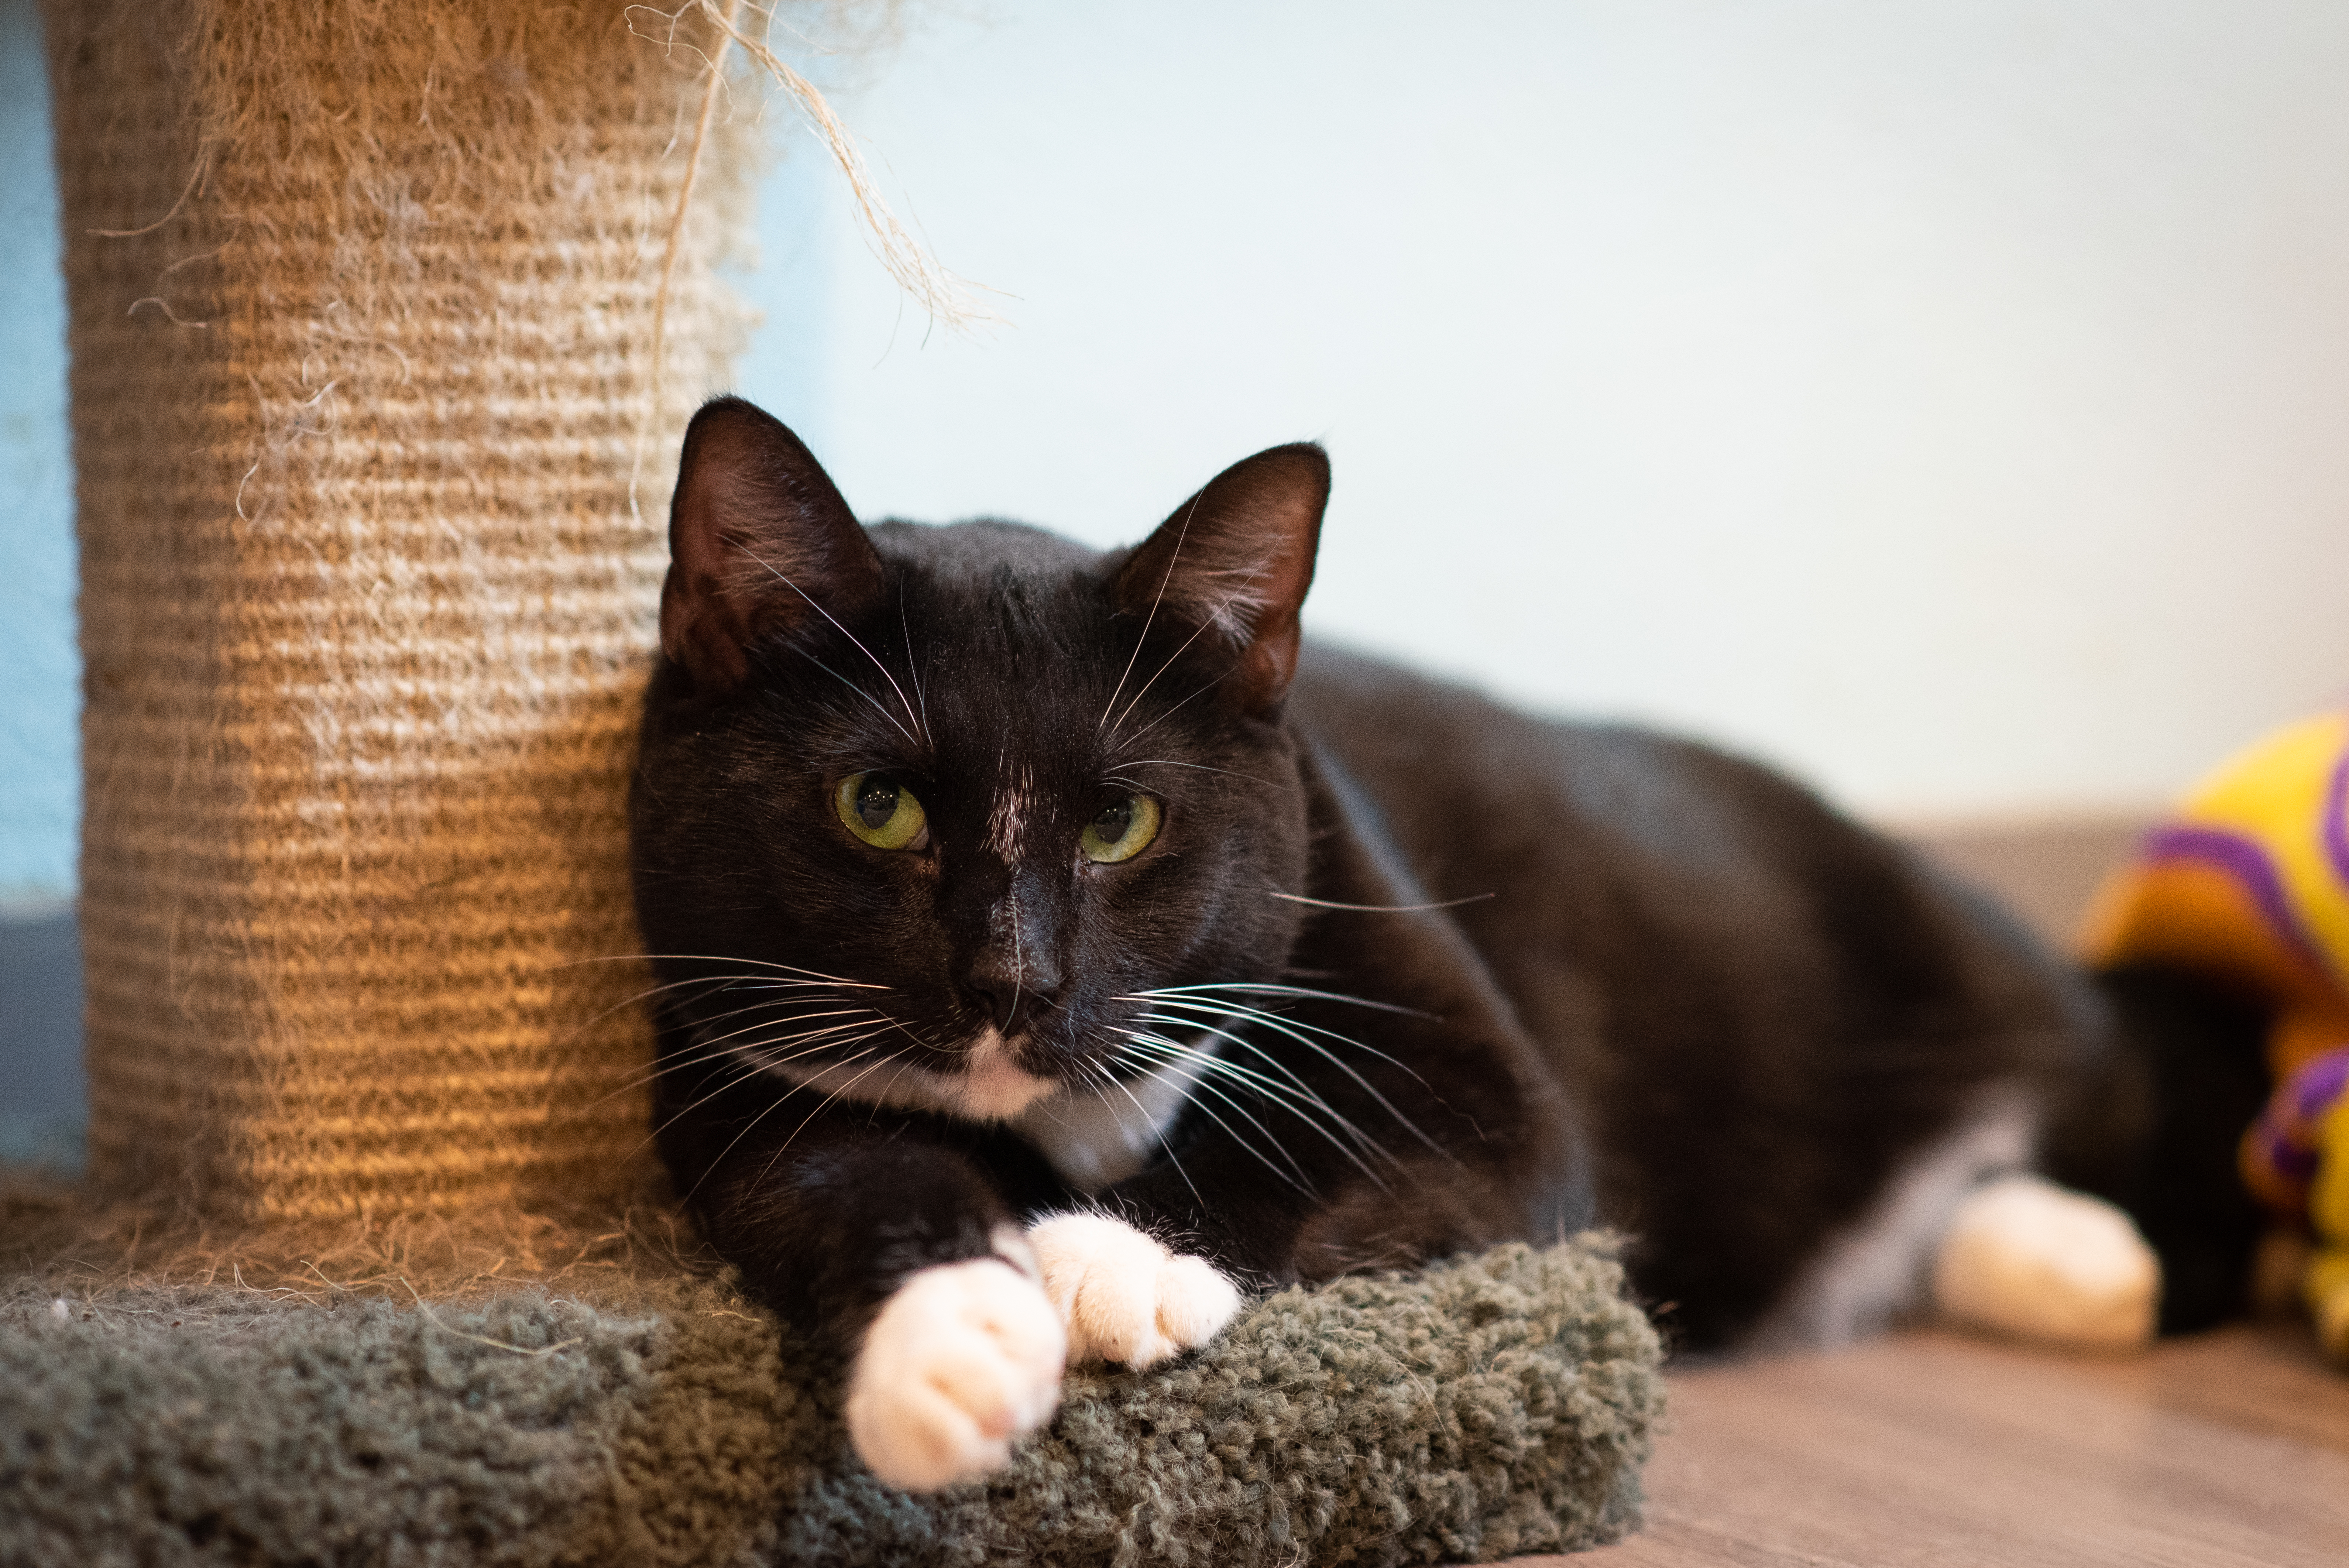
[844,1256,1067,1491]
[1932,1173,2159,1352]
[1026,1211,1242,1367]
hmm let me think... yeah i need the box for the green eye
[1081,793,1161,864]
[836,773,929,851]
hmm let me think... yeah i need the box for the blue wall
[0,0,76,1165]
[0,0,73,901]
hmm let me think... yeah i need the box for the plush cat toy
[2081,710,2349,1362]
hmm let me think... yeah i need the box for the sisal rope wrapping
[46,0,755,1219]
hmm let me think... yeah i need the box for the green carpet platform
[0,1234,1660,1567]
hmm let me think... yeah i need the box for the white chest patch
[1012,1042,1212,1193]
[761,1025,1056,1122]
[752,1023,1206,1181]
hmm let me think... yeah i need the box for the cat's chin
[955,1027,1059,1120]
[758,1025,1058,1123]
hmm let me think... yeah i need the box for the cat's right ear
[660,397,885,692]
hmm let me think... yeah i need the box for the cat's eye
[835,773,930,851]
[1080,793,1161,864]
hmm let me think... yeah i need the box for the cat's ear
[1115,442,1329,715]
[660,397,885,692]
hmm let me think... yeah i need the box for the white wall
[733,0,2349,820]
[7,0,2349,883]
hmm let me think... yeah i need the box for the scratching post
[45,0,752,1219]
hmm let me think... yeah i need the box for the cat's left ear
[660,397,885,693]
[1115,442,1329,716]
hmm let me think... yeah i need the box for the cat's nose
[961,954,1062,1036]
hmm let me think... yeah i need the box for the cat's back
[1289,642,1897,949]
[1289,644,2085,1084]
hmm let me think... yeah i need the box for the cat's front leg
[845,1222,1068,1489]
[677,1112,1072,1489]
[1931,1172,2159,1351]
[1024,1211,1244,1366]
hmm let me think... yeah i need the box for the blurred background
[7,0,2348,1157]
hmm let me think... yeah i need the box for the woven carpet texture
[0,1238,1662,1568]
[44,0,752,1220]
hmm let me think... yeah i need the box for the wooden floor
[1488,820,2349,1564]
[1511,1322,2349,1566]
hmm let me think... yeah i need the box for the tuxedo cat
[631,397,2268,1491]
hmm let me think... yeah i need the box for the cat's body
[632,398,2264,1490]
[1285,649,2105,1351]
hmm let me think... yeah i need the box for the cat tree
[48,0,750,1219]
[11,7,1664,1559]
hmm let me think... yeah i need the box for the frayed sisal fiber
[44,0,757,1219]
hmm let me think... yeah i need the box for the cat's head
[631,396,1331,1123]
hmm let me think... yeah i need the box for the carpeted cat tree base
[0,1237,1660,1567]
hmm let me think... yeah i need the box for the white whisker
[641,1026,892,1121]
[799,649,920,747]
[1113,758,1286,788]
[642,1029,894,1164]
[676,1042,900,1201]
[681,1005,880,1063]
[1116,1031,1380,1190]
[1098,490,1205,732]
[1106,570,1269,740]
[597,998,876,1099]
[652,1014,886,1089]
[741,546,925,747]
[558,971,784,1055]
[1071,1049,1206,1207]
[1122,981,1426,1017]
[1123,995,1451,1162]
[1103,671,1227,756]
[897,584,934,748]
[1110,1033,1313,1193]
[1126,1015,1392,1159]
[755,1046,921,1187]
[554,952,892,990]
[1270,890,1494,913]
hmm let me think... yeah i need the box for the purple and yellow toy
[2082,710,2349,1361]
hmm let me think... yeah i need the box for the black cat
[629,396,2266,1490]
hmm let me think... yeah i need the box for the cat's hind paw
[845,1256,1067,1491]
[1027,1211,1243,1367]
[1932,1172,2159,1352]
